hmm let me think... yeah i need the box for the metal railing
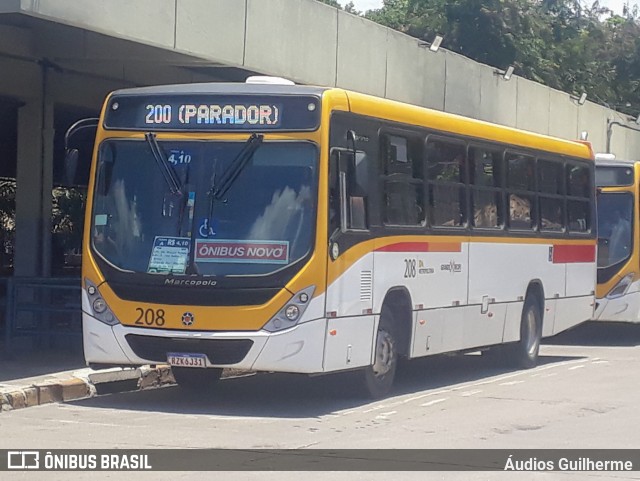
[3,277,82,354]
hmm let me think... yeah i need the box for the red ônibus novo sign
[194,240,289,264]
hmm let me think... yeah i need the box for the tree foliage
[316,0,360,14]
[318,0,640,111]
[316,0,343,7]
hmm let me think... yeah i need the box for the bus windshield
[597,192,633,269]
[91,139,317,277]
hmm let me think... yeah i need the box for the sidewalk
[0,348,175,412]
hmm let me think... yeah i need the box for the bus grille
[125,335,254,365]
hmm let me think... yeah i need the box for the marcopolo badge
[181,312,195,326]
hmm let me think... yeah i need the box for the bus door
[324,128,376,372]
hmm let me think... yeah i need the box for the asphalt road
[2,321,640,481]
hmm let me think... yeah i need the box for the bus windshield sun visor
[145,132,183,196]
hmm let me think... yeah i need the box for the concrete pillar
[13,66,55,278]
[41,98,54,277]
[14,98,43,277]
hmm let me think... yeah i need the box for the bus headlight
[607,273,635,299]
[263,286,315,333]
[92,298,107,313]
[85,278,120,326]
[285,305,300,321]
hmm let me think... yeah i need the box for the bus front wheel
[510,295,542,369]
[172,367,222,393]
[361,308,398,399]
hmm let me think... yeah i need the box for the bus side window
[469,145,503,229]
[506,152,536,230]
[329,152,340,235]
[566,164,591,233]
[330,149,369,233]
[538,158,564,232]
[425,137,466,227]
[381,134,424,226]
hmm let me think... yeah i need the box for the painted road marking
[461,390,483,397]
[421,398,448,407]
[330,357,589,418]
[375,411,398,419]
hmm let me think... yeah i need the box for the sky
[349,0,383,11]
[348,0,638,15]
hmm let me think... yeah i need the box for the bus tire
[172,367,222,393]
[510,295,542,369]
[361,307,398,399]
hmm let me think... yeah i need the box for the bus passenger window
[538,159,563,195]
[429,184,464,227]
[539,197,563,231]
[469,146,503,229]
[507,154,534,191]
[381,134,424,226]
[567,165,591,198]
[384,181,423,225]
[506,153,535,230]
[426,138,467,227]
[473,190,500,228]
[509,194,534,229]
[566,164,592,233]
[568,200,590,232]
[538,159,564,232]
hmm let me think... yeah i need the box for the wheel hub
[525,309,539,357]
[372,330,395,377]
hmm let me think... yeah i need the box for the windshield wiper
[145,132,182,195]
[212,133,264,199]
[202,133,264,243]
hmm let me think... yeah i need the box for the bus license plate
[167,353,207,368]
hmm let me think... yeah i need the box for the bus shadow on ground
[70,350,582,418]
[544,320,640,347]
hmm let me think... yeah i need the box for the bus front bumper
[593,291,640,323]
[82,312,328,374]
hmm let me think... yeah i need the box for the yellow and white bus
[594,156,640,322]
[77,78,596,397]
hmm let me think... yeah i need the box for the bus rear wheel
[172,367,222,393]
[361,308,398,399]
[509,295,542,369]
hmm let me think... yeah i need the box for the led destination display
[104,94,320,131]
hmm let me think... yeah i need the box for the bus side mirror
[63,117,99,186]
[64,149,79,186]
[338,150,354,174]
[338,150,359,193]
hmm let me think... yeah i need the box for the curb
[0,365,175,412]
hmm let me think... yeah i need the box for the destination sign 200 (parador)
[104,94,320,132]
